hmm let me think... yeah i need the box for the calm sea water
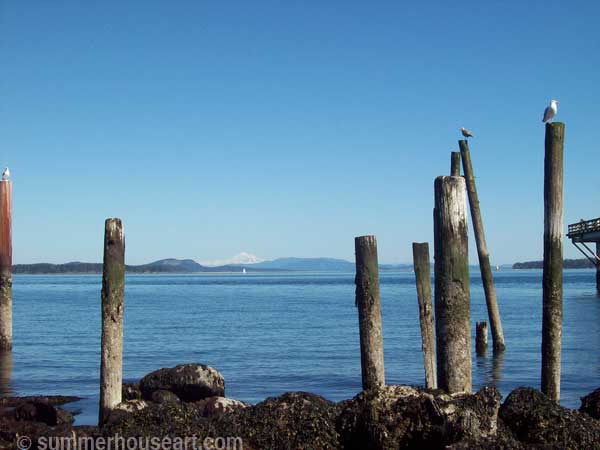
[1,270,599,425]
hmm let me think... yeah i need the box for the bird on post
[542,99,558,123]
[460,127,473,139]
[2,168,9,181]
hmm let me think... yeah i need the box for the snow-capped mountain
[199,252,263,267]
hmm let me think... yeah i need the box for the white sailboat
[242,268,247,274]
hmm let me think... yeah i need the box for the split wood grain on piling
[434,176,471,394]
[99,218,125,425]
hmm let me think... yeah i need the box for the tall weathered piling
[434,176,471,393]
[412,242,437,389]
[99,218,125,425]
[0,180,12,352]
[355,235,385,390]
[541,122,565,402]
[451,152,461,176]
[596,243,600,295]
[459,140,505,352]
[476,321,488,356]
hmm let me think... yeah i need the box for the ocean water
[1,270,599,425]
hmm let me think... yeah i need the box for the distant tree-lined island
[512,259,594,270]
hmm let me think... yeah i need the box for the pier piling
[541,122,565,403]
[412,242,437,389]
[596,243,600,295]
[0,350,12,395]
[434,176,471,393]
[99,218,125,425]
[459,140,506,352]
[476,321,488,356]
[0,180,12,352]
[451,152,461,176]
[354,235,385,390]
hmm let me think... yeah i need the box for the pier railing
[567,218,600,238]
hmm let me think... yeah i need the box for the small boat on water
[242,268,247,274]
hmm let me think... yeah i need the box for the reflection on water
[492,351,505,385]
[0,351,12,397]
[475,350,505,388]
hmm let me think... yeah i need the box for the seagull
[2,168,9,181]
[460,127,473,139]
[542,99,558,123]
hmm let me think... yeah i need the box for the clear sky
[1,1,599,265]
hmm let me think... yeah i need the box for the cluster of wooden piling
[95,121,567,424]
[0,121,568,427]
[354,123,565,400]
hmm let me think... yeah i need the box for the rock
[115,399,149,413]
[140,364,225,402]
[336,385,501,449]
[56,408,75,425]
[0,395,81,407]
[122,383,142,401]
[102,401,209,436]
[446,421,526,450]
[103,400,150,427]
[580,387,600,419]
[500,387,600,449]
[103,391,338,449]
[14,401,73,426]
[194,396,247,417]
[151,389,180,404]
[214,392,340,450]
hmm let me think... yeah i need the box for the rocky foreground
[2,363,600,449]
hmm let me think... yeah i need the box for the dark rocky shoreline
[2,364,600,450]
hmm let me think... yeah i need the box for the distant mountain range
[12,257,413,274]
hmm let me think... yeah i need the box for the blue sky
[1,1,599,265]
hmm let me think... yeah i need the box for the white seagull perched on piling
[2,168,9,181]
[460,127,474,139]
[542,100,558,123]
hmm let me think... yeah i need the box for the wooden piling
[451,152,461,176]
[459,140,506,352]
[412,242,437,389]
[434,176,471,393]
[541,122,565,402]
[0,181,12,352]
[596,243,600,295]
[0,350,12,396]
[476,321,488,356]
[99,218,125,425]
[354,235,385,390]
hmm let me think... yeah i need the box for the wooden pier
[567,217,600,293]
